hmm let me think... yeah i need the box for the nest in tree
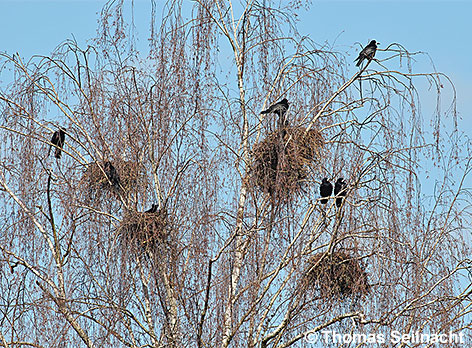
[84,159,142,194]
[251,127,323,203]
[119,208,169,255]
[305,251,369,299]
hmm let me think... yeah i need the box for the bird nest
[119,208,168,255]
[305,251,369,299]
[84,159,142,195]
[251,127,323,203]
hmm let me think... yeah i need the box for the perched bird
[355,40,378,67]
[334,178,347,208]
[104,161,120,187]
[48,128,66,159]
[261,98,289,129]
[261,98,289,116]
[319,178,333,204]
[145,204,159,214]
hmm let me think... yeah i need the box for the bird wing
[51,131,59,144]
[367,46,376,58]
[334,183,341,195]
[355,51,366,66]
[49,132,58,157]
[356,43,377,66]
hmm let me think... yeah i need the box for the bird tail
[355,58,362,67]
[260,110,270,114]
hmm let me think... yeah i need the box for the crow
[104,161,120,187]
[261,98,289,115]
[49,128,66,159]
[145,204,159,214]
[261,98,289,129]
[355,40,378,67]
[334,178,347,208]
[319,178,333,204]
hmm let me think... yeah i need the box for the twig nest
[84,159,142,194]
[251,127,323,203]
[306,251,369,299]
[119,208,169,255]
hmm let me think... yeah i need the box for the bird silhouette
[145,204,159,214]
[261,98,289,130]
[261,98,289,115]
[48,128,66,159]
[355,40,378,67]
[104,161,120,187]
[319,178,333,204]
[334,178,347,208]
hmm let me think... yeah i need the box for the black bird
[104,161,120,187]
[334,178,347,208]
[261,98,289,129]
[261,98,289,116]
[355,40,378,67]
[319,178,333,204]
[48,128,66,159]
[145,204,159,214]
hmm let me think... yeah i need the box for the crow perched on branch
[261,98,289,128]
[319,178,333,204]
[48,128,66,159]
[334,178,347,208]
[261,98,289,116]
[104,161,120,187]
[355,40,378,67]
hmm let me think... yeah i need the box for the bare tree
[0,1,470,348]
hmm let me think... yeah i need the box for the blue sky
[1,0,469,117]
[301,1,471,124]
[0,0,470,164]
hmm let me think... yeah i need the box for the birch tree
[0,1,470,347]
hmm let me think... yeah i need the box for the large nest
[251,127,323,203]
[83,159,142,195]
[305,251,369,299]
[119,208,168,255]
